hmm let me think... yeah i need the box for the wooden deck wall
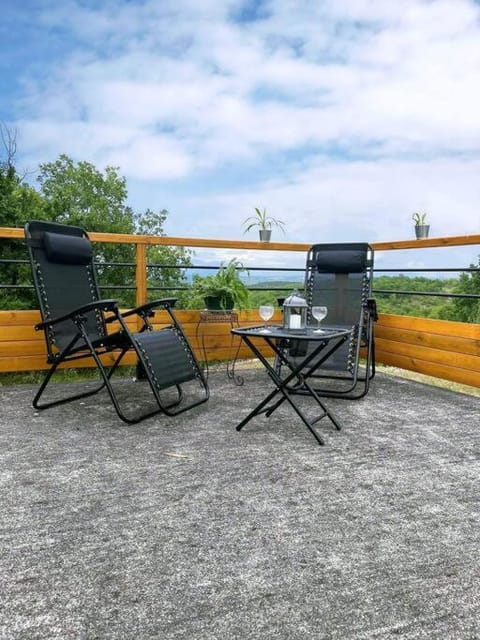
[1,309,479,389]
[1,227,479,387]
[0,308,281,374]
[374,314,480,388]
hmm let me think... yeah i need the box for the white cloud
[169,155,480,242]
[5,0,480,252]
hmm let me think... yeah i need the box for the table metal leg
[265,336,347,426]
[235,335,346,445]
[226,328,244,386]
[195,317,209,380]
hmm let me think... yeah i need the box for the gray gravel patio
[0,369,479,639]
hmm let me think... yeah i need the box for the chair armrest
[35,299,119,330]
[120,298,178,319]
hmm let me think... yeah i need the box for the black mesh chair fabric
[133,330,197,390]
[25,220,209,423]
[27,221,106,353]
[282,243,376,399]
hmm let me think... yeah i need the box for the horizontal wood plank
[0,325,44,341]
[374,313,480,388]
[0,341,47,357]
[372,234,480,250]
[0,352,138,373]
[377,313,480,339]
[0,310,42,325]
[375,337,480,373]
[4,225,479,250]
[0,226,310,251]
[375,350,480,388]
[1,308,479,388]
[375,324,480,357]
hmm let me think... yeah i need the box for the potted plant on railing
[188,258,250,311]
[243,207,285,242]
[412,211,430,239]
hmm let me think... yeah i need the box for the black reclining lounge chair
[25,220,209,423]
[278,242,377,399]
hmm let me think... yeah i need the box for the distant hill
[247,279,302,290]
[247,275,471,322]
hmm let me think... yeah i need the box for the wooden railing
[1,227,479,388]
[372,234,480,388]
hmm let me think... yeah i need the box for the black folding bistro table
[231,325,353,446]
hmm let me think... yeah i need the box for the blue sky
[2,0,480,271]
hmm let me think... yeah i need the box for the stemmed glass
[259,304,274,333]
[311,306,328,333]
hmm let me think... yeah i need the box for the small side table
[231,325,352,445]
[195,310,244,385]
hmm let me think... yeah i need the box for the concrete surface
[0,370,479,639]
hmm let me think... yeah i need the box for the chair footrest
[133,330,198,390]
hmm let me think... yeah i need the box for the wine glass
[311,305,327,333]
[259,304,274,333]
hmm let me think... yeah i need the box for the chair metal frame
[280,242,377,400]
[25,220,209,424]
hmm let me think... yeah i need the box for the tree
[451,258,480,323]
[36,155,137,303]
[1,146,191,309]
[0,124,44,308]
[37,155,192,305]
[0,123,45,228]
[135,208,192,303]
[0,123,17,170]
[37,154,134,233]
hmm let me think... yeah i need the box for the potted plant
[189,258,250,311]
[243,207,285,242]
[412,211,430,239]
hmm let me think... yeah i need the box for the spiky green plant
[243,207,285,234]
[412,211,428,225]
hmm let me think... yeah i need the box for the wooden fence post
[135,242,147,331]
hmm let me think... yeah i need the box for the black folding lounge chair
[279,242,377,399]
[24,220,209,423]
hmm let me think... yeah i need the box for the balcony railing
[1,226,479,389]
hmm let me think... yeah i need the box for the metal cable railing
[1,257,479,302]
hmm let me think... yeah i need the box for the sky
[1,0,480,272]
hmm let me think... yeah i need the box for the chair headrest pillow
[310,250,368,274]
[44,231,93,265]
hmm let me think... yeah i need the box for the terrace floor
[1,369,479,640]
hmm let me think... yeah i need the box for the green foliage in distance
[0,149,45,309]
[242,273,479,323]
[450,256,480,323]
[0,148,191,309]
[184,270,479,322]
[136,208,192,305]
[35,154,137,305]
[248,283,300,308]
[354,274,454,320]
